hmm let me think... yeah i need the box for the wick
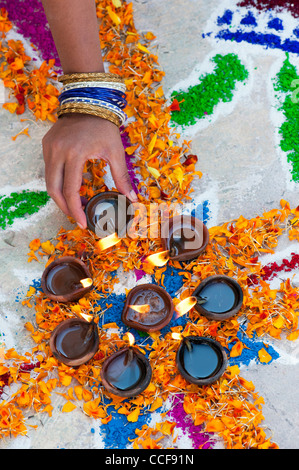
[71,282,83,291]
[82,322,94,345]
[183,338,193,352]
[196,295,207,305]
[124,347,134,366]
[71,278,93,291]
[169,247,176,257]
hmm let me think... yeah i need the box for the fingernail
[77,223,84,229]
[129,190,138,202]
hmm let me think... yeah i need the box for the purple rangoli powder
[120,129,140,194]
[168,395,215,449]
[0,0,61,67]
[122,129,145,281]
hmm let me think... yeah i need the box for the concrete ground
[0,0,298,449]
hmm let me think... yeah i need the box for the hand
[42,114,137,229]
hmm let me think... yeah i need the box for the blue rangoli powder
[216,29,299,54]
[217,10,233,26]
[268,17,284,31]
[15,278,42,304]
[191,200,210,225]
[294,28,299,39]
[205,9,299,54]
[152,264,185,299]
[241,11,257,26]
[227,330,279,367]
[96,292,127,327]
[99,397,156,449]
[30,278,42,292]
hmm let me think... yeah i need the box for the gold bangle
[57,103,121,126]
[57,102,121,127]
[59,72,124,85]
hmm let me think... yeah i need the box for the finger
[63,157,87,229]
[44,156,71,217]
[109,151,138,202]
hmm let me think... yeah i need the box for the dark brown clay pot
[122,284,174,333]
[161,215,209,262]
[49,318,99,367]
[193,275,243,321]
[176,336,227,386]
[84,191,133,238]
[41,256,93,303]
[100,347,152,398]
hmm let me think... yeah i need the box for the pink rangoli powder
[168,395,215,449]
[0,0,61,67]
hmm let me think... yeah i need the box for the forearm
[41,0,104,73]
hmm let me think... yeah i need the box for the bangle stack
[57,72,127,127]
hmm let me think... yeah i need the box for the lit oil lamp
[41,256,93,302]
[84,191,133,238]
[100,333,152,397]
[122,284,174,333]
[49,312,99,367]
[193,275,243,320]
[175,335,227,386]
[161,215,209,262]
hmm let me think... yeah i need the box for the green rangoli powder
[0,190,50,230]
[170,53,249,127]
[274,54,299,182]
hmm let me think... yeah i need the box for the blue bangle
[59,93,127,109]
[58,87,127,109]
[59,87,126,100]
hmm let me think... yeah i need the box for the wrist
[61,62,105,75]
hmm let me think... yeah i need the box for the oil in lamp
[100,333,152,397]
[41,256,93,303]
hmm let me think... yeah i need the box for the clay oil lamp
[84,191,133,239]
[193,275,243,321]
[161,215,209,262]
[175,335,227,386]
[100,333,152,398]
[41,256,93,303]
[122,284,174,333]
[49,312,99,367]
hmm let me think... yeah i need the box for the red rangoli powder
[237,0,299,18]
[247,252,299,286]
[261,253,299,281]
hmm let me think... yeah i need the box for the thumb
[109,152,138,203]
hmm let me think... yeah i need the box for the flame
[96,232,121,251]
[175,296,197,318]
[171,332,182,341]
[145,250,169,267]
[129,304,151,314]
[126,332,135,347]
[80,312,94,323]
[80,278,93,288]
